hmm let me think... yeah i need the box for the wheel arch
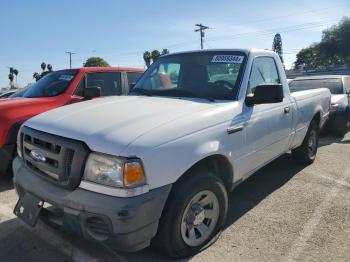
[312,111,321,128]
[175,154,235,192]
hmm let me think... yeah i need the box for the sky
[0,0,349,88]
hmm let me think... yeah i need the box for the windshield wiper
[160,89,215,102]
[129,88,153,96]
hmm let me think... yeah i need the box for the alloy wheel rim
[180,190,220,247]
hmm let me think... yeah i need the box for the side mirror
[346,89,350,95]
[245,84,283,106]
[84,86,101,100]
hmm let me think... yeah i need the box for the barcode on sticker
[211,55,244,63]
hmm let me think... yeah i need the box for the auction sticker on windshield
[58,75,74,81]
[211,55,244,63]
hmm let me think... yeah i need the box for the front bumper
[13,157,172,252]
[0,144,16,174]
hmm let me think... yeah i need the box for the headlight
[83,152,146,188]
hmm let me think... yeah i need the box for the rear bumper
[0,144,16,173]
[13,157,172,252]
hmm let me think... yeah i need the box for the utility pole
[195,24,209,50]
[65,51,76,69]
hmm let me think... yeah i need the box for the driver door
[237,56,293,177]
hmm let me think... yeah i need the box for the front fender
[124,121,243,190]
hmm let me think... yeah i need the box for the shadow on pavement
[224,153,304,228]
[0,219,70,262]
[319,133,350,148]
[0,172,14,193]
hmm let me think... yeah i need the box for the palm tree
[33,72,40,82]
[8,73,14,88]
[143,51,151,68]
[161,49,170,55]
[41,62,46,72]
[151,50,161,63]
[47,64,53,71]
[13,69,19,87]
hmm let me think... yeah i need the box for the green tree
[41,62,46,72]
[33,62,54,82]
[33,72,41,82]
[143,51,151,68]
[272,33,284,64]
[294,17,350,69]
[151,50,161,63]
[83,57,110,67]
[161,48,170,55]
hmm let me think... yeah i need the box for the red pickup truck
[0,67,144,174]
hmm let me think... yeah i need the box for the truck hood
[25,96,229,156]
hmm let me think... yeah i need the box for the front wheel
[292,120,319,165]
[152,170,228,259]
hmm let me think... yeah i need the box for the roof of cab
[78,67,144,73]
[53,67,144,73]
[293,75,349,80]
[161,48,275,57]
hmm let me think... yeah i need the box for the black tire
[332,118,349,137]
[152,169,228,259]
[292,120,319,165]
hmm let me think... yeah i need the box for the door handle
[227,125,244,134]
[284,107,290,114]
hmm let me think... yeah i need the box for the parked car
[13,49,330,259]
[289,75,350,136]
[8,86,32,98]
[0,90,18,99]
[0,67,143,174]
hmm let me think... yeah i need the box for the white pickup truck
[13,49,330,258]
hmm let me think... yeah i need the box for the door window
[248,57,281,94]
[126,72,143,85]
[86,72,121,96]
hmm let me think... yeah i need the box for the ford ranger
[13,49,330,258]
[0,67,143,174]
[289,75,350,137]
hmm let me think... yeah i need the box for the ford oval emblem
[30,149,46,162]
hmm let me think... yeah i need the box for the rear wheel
[332,117,349,137]
[153,170,228,259]
[292,120,319,165]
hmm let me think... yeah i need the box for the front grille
[20,126,89,189]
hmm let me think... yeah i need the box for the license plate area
[14,192,44,227]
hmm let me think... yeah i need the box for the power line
[195,24,209,49]
[65,51,76,69]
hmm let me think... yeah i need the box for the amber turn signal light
[123,160,145,187]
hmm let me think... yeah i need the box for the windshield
[289,78,343,94]
[132,51,246,100]
[22,70,78,98]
